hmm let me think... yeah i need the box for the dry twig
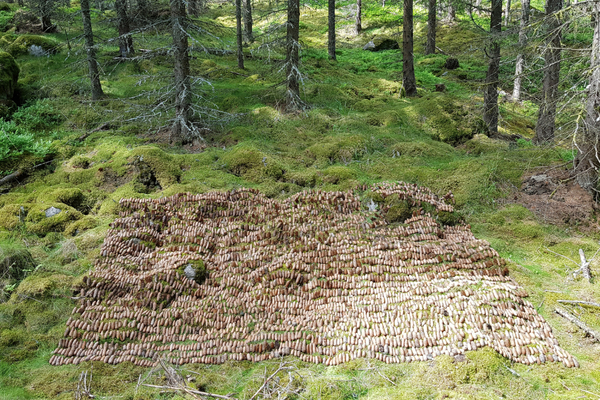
[555,307,600,342]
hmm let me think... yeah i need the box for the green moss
[306,135,368,164]
[7,35,60,56]
[464,134,509,155]
[177,259,207,285]
[13,273,71,298]
[0,246,34,281]
[130,146,182,188]
[0,51,18,100]
[320,166,356,184]
[64,216,98,237]
[38,188,85,210]
[391,140,456,158]
[285,170,317,187]
[25,202,82,235]
[221,145,285,183]
[0,204,27,230]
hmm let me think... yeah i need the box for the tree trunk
[243,0,253,42]
[116,0,134,58]
[81,0,104,100]
[40,0,55,32]
[356,0,362,35]
[513,0,530,101]
[575,4,600,193]
[236,0,244,69]
[188,0,198,17]
[504,0,511,26]
[483,0,502,135]
[286,0,301,111]
[425,0,436,55]
[328,0,336,60]
[171,0,192,142]
[403,0,417,96]
[535,0,562,144]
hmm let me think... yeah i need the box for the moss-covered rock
[464,134,509,155]
[7,35,60,56]
[25,202,82,235]
[285,170,317,187]
[13,273,70,298]
[391,141,455,158]
[0,51,18,101]
[178,259,207,285]
[64,216,98,237]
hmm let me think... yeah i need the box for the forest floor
[0,0,599,399]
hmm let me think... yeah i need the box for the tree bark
[425,0,436,54]
[483,0,502,135]
[575,4,600,193]
[328,0,336,60]
[188,0,198,17]
[243,0,253,42]
[40,0,55,32]
[535,0,562,144]
[116,0,134,58]
[170,0,192,142]
[236,0,244,69]
[286,0,301,111]
[356,0,362,35]
[81,0,104,100]
[513,0,530,100]
[504,0,511,26]
[402,0,417,97]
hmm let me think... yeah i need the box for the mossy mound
[25,202,82,235]
[464,134,509,155]
[406,94,476,145]
[0,247,34,281]
[320,165,357,185]
[38,188,85,210]
[7,35,60,56]
[371,192,463,226]
[13,273,71,298]
[0,203,28,230]
[285,169,317,187]
[306,135,368,165]
[221,145,285,182]
[391,140,455,158]
[0,51,18,100]
[130,146,182,189]
[64,216,98,236]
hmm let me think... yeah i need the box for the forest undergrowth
[0,0,599,398]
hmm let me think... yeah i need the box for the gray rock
[184,264,196,280]
[45,206,62,218]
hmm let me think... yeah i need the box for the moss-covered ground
[0,0,598,398]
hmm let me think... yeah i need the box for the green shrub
[12,100,63,131]
[0,120,51,163]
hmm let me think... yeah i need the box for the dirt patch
[507,167,598,229]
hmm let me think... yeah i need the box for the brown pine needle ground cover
[51,182,577,369]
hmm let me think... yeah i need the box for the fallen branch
[0,169,26,187]
[555,307,600,342]
[578,249,592,282]
[558,300,600,308]
[142,384,233,399]
[249,360,293,400]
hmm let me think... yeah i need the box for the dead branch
[555,307,600,342]
[0,169,26,187]
[75,369,94,400]
[142,383,233,399]
[249,360,294,400]
[558,300,600,308]
[578,249,592,282]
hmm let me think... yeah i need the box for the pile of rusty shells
[50,182,577,368]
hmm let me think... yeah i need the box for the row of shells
[52,183,577,368]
